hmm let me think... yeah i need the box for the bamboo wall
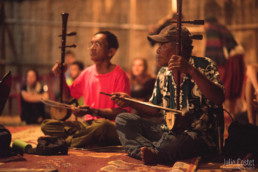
[2,0,172,76]
[1,0,258,77]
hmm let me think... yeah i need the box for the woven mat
[0,149,203,172]
[7,125,44,147]
[1,125,257,171]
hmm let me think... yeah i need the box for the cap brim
[147,35,170,43]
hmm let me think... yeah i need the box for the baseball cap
[147,25,191,43]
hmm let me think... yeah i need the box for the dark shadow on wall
[204,0,222,20]
[224,0,234,25]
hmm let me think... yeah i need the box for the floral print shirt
[150,56,224,149]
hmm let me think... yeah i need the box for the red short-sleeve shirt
[70,64,130,121]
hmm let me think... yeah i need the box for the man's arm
[73,104,130,120]
[21,91,49,103]
[92,108,129,120]
[188,67,224,104]
[168,55,225,105]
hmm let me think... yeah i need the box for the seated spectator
[65,50,76,79]
[66,61,85,106]
[66,61,84,85]
[129,58,155,102]
[20,69,49,124]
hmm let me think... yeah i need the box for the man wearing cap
[111,25,225,164]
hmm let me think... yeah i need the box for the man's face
[70,64,81,80]
[156,42,176,68]
[89,34,110,62]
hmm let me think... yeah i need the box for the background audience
[65,50,76,79]
[204,17,245,117]
[129,58,155,102]
[66,61,85,106]
[20,69,49,124]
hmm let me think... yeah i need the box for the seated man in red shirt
[41,31,130,148]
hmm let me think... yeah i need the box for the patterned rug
[7,125,44,147]
[0,125,257,171]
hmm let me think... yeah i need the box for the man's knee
[157,133,200,162]
[41,119,65,136]
[91,119,119,144]
[41,119,53,133]
[115,113,139,126]
[94,119,114,130]
[41,119,52,127]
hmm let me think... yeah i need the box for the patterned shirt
[150,56,224,149]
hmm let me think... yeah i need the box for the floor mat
[1,125,257,171]
[7,125,44,147]
[0,149,174,172]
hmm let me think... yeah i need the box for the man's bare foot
[141,147,159,165]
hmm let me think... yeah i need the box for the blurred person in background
[54,51,76,101]
[65,50,76,79]
[129,58,155,102]
[66,61,85,106]
[204,17,245,117]
[20,68,49,124]
[66,61,84,85]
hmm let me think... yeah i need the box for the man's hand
[168,55,224,104]
[72,105,92,117]
[253,100,258,109]
[255,90,258,101]
[111,92,131,108]
[252,91,258,109]
[52,61,67,76]
[168,55,193,74]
